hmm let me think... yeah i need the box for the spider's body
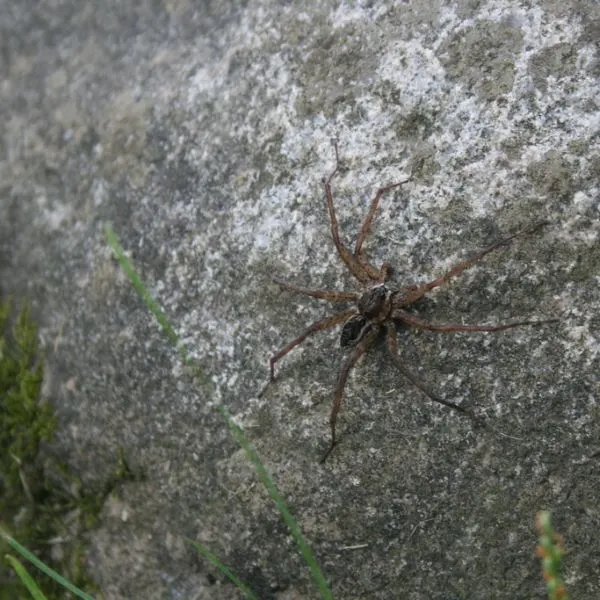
[264,144,556,461]
[340,285,390,345]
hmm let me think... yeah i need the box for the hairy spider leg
[397,221,549,306]
[322,143,372,284]
[393,310,560,332]
[267,307,356,382]
[272,277,358,302]
[320,325,380,463]
[384,322,466,413]
[323,142,412,284]
[353,178,412,283]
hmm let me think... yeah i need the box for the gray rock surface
[1,1,599,598]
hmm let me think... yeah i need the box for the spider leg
[384,322,465,413]
[394,309,559,332]
[321,325,380,463]
[354,178,411,282]
[323,142,371,284]
[397,221,549,306]
[272,276,358,302]
[266,307,356,384]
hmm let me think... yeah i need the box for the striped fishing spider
[265,143,556,461]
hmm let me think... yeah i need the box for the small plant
[0,298,134,599]
[536,511,570,600]
[1,529,94,600]
[0,299,61,599]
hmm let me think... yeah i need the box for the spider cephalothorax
[358,285,392,320]
[263,143,556,461]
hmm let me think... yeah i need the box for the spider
[264,143,557,462]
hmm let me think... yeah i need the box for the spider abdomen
[340,314,369,347]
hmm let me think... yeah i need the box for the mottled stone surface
[1,0,598,598]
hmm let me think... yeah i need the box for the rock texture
[1,1,599,598]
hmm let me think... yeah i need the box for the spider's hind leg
[320,325,380,463]
[384,322,465,413]
[263,307,356,387]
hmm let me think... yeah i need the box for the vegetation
[536,511,570,600]
[0,298,134,599]
[1,232,573,599]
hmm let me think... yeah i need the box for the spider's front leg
[320,324,380,463]
[395,221,549,306]
[323,142,410,285]
[393,309,559,333]
[353,179,411,284]
[322,143,371,284]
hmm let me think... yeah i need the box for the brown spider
[264,143,557,462]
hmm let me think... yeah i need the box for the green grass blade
[0,529,95,600]
[104,224,179,346]
[105,225,332,599]
[4,555,48,600]
[189,541,259,600]
[217,406,333,600]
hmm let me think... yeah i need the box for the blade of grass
[105,226,333,599]
[1,528,95,600]
[188,541,259,600]
[4,555,48,600]
[217,406,333,600]
[105,224,179,347]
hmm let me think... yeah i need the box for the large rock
[1,1,598,598]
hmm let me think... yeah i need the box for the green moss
[0,299,136,599]
[0,303,55,489]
